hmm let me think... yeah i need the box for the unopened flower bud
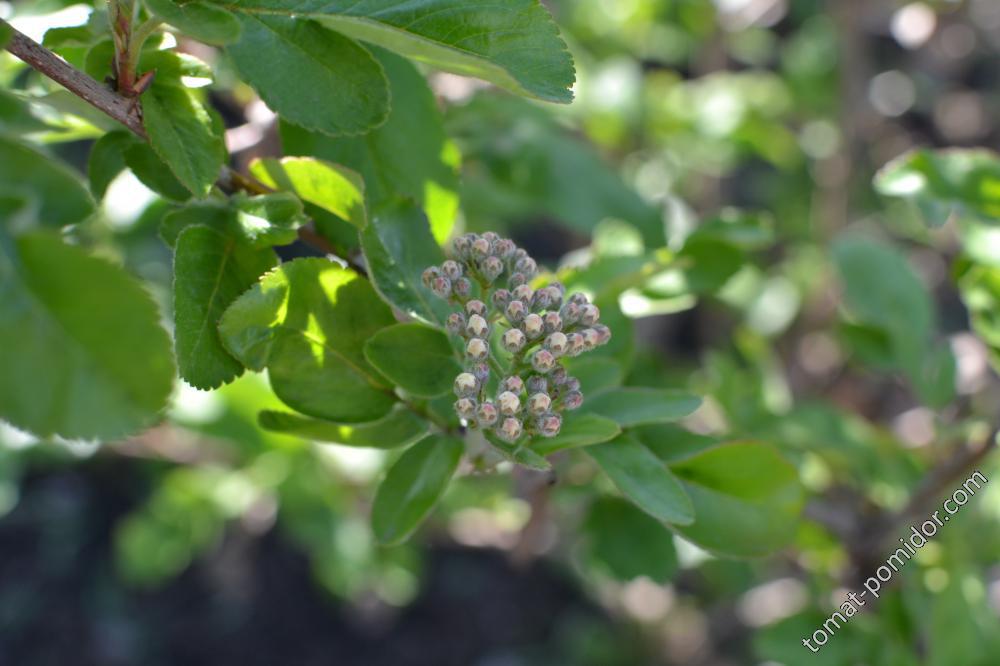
[581,328,600,350]
[549,366,567,385]
[501,376,524,394]
[508,272,527,288]
[422,266,440,287]
[431,276,452,299]
[566,332,585,356]
[536,412,562,438]
[543,312,562,334]
[455,397,477,420]
[497,417,523,442]
[505,300,527,323]
[563,375,580,392]
[512,284,533,303]
[492,289,511,310]
[482,231,499,244]
[471,362,490,384]
[453,235,472,257]
[580,304,600,326]
[562,391,583,410]
[471,237,491,259]
[514,257,537,277]
[526,375,548,394]
[502,328,526,353]
[523,313,544,339]
[481,256,504,282]
[453,277,472,298]
[441,260,463,280]
[528,392,551,415]
[494,239,516,259]
[454,372,478,397]
[446,312,466,335]
[498,391,521,416]
[593,324,612,345]
[545,286,563,310]
[514,248,528,262]
[467,314,489,338]
[466,337,488,361]
[569,292,589,306]
[531,349,556,373]
[544,331,569,356]
[466,299,486,316]
[561,302,581,324]
[476,401,498,427]
[532,289,551,310]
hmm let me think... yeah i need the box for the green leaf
[249,157,366,229]
[833,237,954,407]
[582,388,702,427]
[145,0,242,45]
[88,131,135,199]
[0,135,95,227]
[258,406,429,448]
[227,14,389,135]
[281,48,460,242]
[210,0,574,103]
[161,196,304,249]
[669,442,803,557]
[371,433,463,544]
[634,424,720,464]
[564,357,624,394]
[173,225,278,390]
[364,323,461,398]
[124,141,192,201]
[0,89,51,133]
[231,192,306,247]
[360,200,452,324]
[583,497,678,583]
[587,435,694,526]
[531,414,621,456]
[0,232,174,439]
[0,21,11,49]
[218,258,397,422]
[142,79,225,196]
[875,148,1000,226]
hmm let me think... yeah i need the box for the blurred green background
[3,0,1000,664]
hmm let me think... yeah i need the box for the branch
[2,20,146,138]
[2,21,354,264]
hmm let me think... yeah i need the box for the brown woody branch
[2,20,147,138]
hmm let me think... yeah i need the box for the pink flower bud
[453,277,472,298]
[569,292,589,306]
[566,333,585,356]
[454,397,477,420]
[498,391,521,416]
[505,300,527,323]
[523,313,544,339]
[421,266,440,287]
[543,311,562,334]
[454,372,478,397]
[536,413,562,438]
[452,235,472,257]
[481,256,504,282]
[580,304,600,326]
[466,314,489,338]
[502,328,526,353]
[471,237,491,258]
[492,289,511,310]
[430,276,451,298]
[550,366,567,385]
[466,299,487,316]
[528,392,551,415]
[497,417,523,442]
[501,376,524,394]
[512,284,533,303]
[593,324,612,345]
[531,349,556,373]
[508,272,527,288]
[494,239,516,259]
[544,331,568,356]
[564,376,580,392]
[514,257,537,277]
[441,260,463,280]
[466,337,488,361]
[581,328,600,350]
[562,391,583,410]
[526,375,547,394]
[561,302,581,324]
[471,362,490,384]
[476,401,498,427]
[446,312,466,336]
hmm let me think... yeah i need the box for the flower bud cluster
[426,232,611,444]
